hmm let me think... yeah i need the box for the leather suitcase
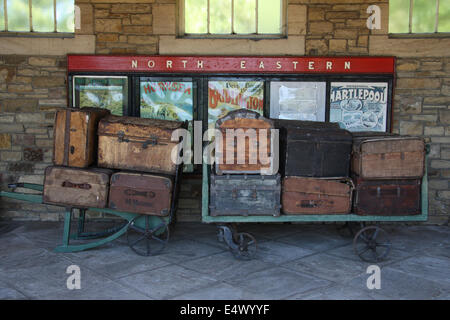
[352,133,425,179]
[209,174,281,216]
[108,172,173,216]
[43,166,112,208]
[215,109,275,175]
[275,120,352,177]
[53,107,110,168]
[282,176,353,215]
[98,115,184,175]
[353,177,421,216]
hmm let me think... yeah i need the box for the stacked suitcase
[43,108,184,217]
[351,133,425,216]
[210,109,281,217]
[274,119,354,215]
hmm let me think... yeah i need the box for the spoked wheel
[353,226,391,263]
[231,232,257,260]
[126,216,169,256]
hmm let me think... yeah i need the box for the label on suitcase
[209,174,281,216]
[53,107,110,168]
[215,109,276,175]
[282,177,353,214]
[352,133,425,179]
[97,115,184,175]
[108,172,173,216]
[353,177,421,216]
[277,124,352,177]
[43,166,112,208]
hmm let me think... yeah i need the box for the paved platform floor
[0,221,449,300]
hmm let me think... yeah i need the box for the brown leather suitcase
[215,109,275,175]
[97,115,185,175]
[43,166,112,208]
[53,107,110,168]
[352,133,425,179]
[282,177,353,214]
[108,172,173,216]
[353,177,421,216]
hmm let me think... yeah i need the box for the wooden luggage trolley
[0,163,181,256]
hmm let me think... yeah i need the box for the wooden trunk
[209,174,281,216]
[53,107,110,168]
[275,120,352,177]
[215,109,275,175]
[109,172,173,216]
[43,166,112,208]
[282,177,353,214]
[353,177,421,216]
[352,133,425,179]
[97,115,184,175]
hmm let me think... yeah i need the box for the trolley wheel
[231,232,257,261]
[126,216,169,257]
[353,226,391,263]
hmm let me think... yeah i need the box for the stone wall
[0,0,449,224]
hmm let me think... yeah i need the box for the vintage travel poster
[208,81,264,130]
[330,82,388,132]
[74,76,128,116]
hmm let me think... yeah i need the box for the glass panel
[74,76,128,116]
[208,81,264,131]
[234,0,256,34]
[56,0,74,32]
[258,0,281,34]
[270,82,326,121]
[32,0,54,32]
[185,0,207,33]
[389,0,410,33]
[210,0,231,34]
[0,0,5,31]
[412,0,436,33]
[329,82,388,132]
[438,0,450,32]
[7,0,30,32]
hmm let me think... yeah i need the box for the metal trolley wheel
[126,216,169,256]
[353,226,392,263]
[231,232,257,260]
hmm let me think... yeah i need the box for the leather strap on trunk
[63,110,71,166]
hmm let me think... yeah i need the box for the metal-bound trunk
[53,107,110,168]
[353,177,421,216]
[97,115,184,175]
[352,133,425,179]
[215,109,275,175]
[209,174,281,216]
[43,166,112,208]
[282,177,353,214]
[109,172,173,216]
[274,120,352,177]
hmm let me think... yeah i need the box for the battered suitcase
[209,174,281,216]
[275,121,352,177]
[43,166,112,208]
[215,109,275,175]
[282,177,353,214]
[53,107,110,168]
[352,133,425,179]
[353,177,421,216]
[97,115,184,175]
[108,172,173,216]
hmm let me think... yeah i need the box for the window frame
[388,0,450,37]
[177,0,287,39]
[0,0,75,36]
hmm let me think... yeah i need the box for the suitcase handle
[117,131,167,149]
[62,181,92,190]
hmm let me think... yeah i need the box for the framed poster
[73,76,128,116]
[330,82,389,132]
[270,81,326,121]
[208,80,264,130]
